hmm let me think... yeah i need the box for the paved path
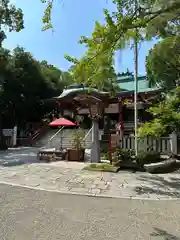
[0,184,180,240]
[0,148,180,200]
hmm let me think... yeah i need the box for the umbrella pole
[49,126,64,142]
[60,129,63,151]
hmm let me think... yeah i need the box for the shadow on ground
[134,174,180,198]
[0,147,40,167]
[151,228,180,240]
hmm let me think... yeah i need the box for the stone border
[0,181,179,201]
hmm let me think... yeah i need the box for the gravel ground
[0,183,180,240]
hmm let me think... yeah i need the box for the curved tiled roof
[55,87,109,99]
[117,75,161,93]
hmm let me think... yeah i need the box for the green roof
[56,87,109,99]
[117,75,160,93]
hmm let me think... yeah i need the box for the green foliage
[83,163,118,172]
[71,130,85,150]
[0,46,73,128]
[146,36,180,90]
[138,87,180,137]
[0,0,24,45]
[64,0,180,89]
[101,151,109,160]
[114,148,134,161]
[41,0,53,31]
[41,0,180,90]
[135,151,161,166]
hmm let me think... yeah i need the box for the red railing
[28,124,48,145]
[16,123,48,146]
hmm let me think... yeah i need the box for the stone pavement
[0,147,180,200]
[0,159,180,200]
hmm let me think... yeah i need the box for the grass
[83,163,120,173]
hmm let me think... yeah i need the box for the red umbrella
[49,117,77,127]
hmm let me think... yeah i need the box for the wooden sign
[105,103,119,114]
[2,129,13,137]
[90,105,98,117]
[111,134,120,148]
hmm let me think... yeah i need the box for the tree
[0,0,24,46]
[40,61,73,94]
[65,49,118,91]
[146,36,180,90]
[40,0,180,89]
[138,87,180,137]
[0,46,73,129]
[62,0,179,88]
[42,0,180,35]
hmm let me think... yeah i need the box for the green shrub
[71,130,85,150]
[101,152,109,160]
[0,140,8,150]
[114,149,134,161]
[136,151,161,166]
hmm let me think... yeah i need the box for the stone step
[35,129,94,149]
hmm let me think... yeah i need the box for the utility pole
[134,0,138,156]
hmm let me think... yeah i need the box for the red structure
[53,75,161,136]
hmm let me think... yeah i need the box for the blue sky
[3,0,157,75]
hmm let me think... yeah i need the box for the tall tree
[0,0,24,46]
[41,0,180,35]
[138,87,180,137]
[62,0,180,88]
[0,46,72,128]
[146,36,180,90]
[40,61,73,94]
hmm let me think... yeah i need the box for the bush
[136,151,161,166]
[101,151,109,160]
[0,140,8,150]
[71,130,85,150]
[113,149,134,161]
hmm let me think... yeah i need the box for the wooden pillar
[56,101,63,117]
[118,98,124,136]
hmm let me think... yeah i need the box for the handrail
[83,127,92,142]
[46,126,65,148]
[49,126,64,142]
[28,124,48,145]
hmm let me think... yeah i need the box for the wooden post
[109,135,112,164]
[118,98,124,138]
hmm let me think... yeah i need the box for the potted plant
[67,130,85,161]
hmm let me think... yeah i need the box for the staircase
[35,128,93,149]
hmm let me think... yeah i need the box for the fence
[101,134,172,154]
[120,136,171,154]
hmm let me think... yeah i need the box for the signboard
[126,102,145,109]
[2,129,13,137]
[111,134,120,148]
[105,103,119,114]
[64,110,72,116]
[90,105,98,117]
[78,108,89,114]
[78,103,119,114]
